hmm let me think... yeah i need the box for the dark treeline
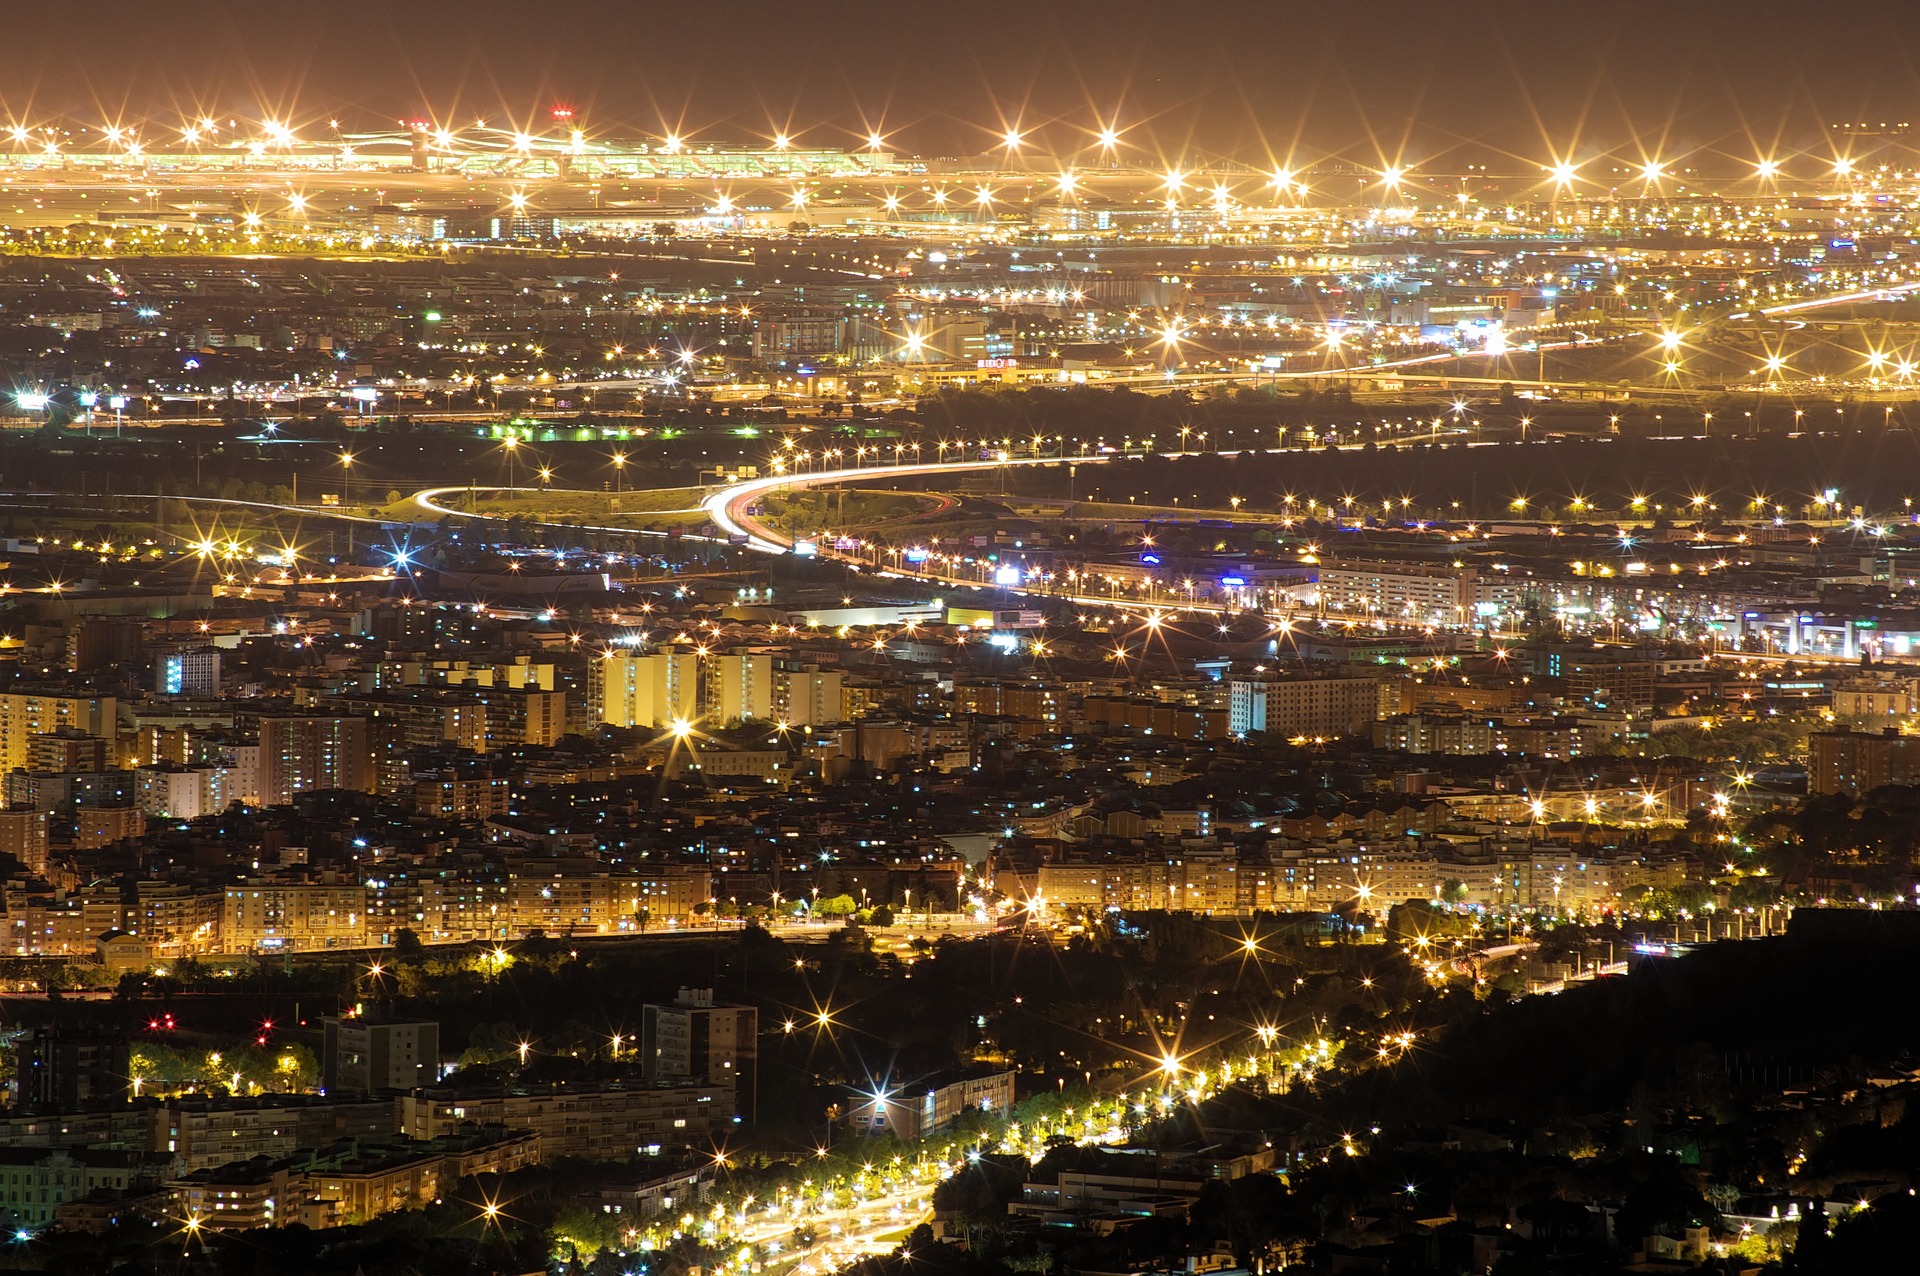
[1045,432,1920,514]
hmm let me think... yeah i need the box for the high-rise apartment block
[591,651,699,728]
[640,987,756,1119]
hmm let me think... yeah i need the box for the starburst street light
[1550,161,1578,186]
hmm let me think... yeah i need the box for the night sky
[10,1,1920,165]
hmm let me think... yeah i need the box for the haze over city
[8,1,1920,160]
[0,3,1917,1275]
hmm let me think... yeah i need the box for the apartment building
[248,716,376,805]
[591,651,699,728]
[775,665,844,726]
[640,987,757,1119]
[709,651,777,725]
[157,1097,396,1173]
[320,693,488,754]
[1227,672,1385,738]
[0,692,117,774]
[396,1082,730,1161]
[1314,559,1476,622]
[222,876,368,953]
[848,1067,1015,1141]
[0,1149,149,1230]
[322,1018,441,1092]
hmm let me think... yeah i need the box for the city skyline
[2,4,1920,1270]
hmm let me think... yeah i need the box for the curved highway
[409,454,1230,614]
[411,485,708,539]
[701,453,1110,554]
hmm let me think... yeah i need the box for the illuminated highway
[700,454,1107,554]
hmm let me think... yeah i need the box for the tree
[1615,1166,1717,1245]
[1387,898,1469,944]
[393,926,423,956]
[1191,1173,1303,1265]
[550,1201,622,1263]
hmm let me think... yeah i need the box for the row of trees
[126,1041,318,1094]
